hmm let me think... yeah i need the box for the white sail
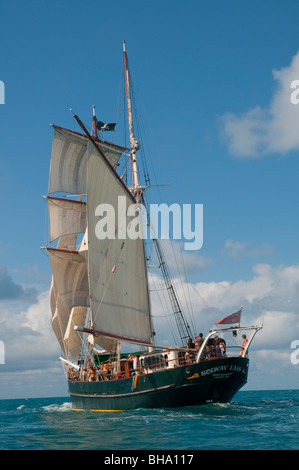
[87,140,153,345]
[78,228,88,253]
[50,279,70,356]
[49,235,79,356]
[50,276,57,318]
[47,197,86,243]
[48,126,126,195]
[59,233,77,251]
[89,332,118,355]
[64,306,87,362]
[48,248,89,311]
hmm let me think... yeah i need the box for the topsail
[48,126,125,195]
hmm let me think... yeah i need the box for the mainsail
[87,140,153,346]
[46,119,153,362]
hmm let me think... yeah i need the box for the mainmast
[122,41,193,347]
[123,40,141,201]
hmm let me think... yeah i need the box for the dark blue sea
[1,389,298,452]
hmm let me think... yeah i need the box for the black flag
[96,120,116,131]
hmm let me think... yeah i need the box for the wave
[41,402,72,413]
[16,405,25,410]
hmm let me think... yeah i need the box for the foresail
[48,126,126,195]
[47,197,86,243]
[50,278,70,356]
[48,248,89,310]
[87,140,153,345]
[49,236,79,356]
[64,306,87,362]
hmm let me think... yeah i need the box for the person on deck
[195,333,204,350]
[88,364,96,382]
[185,338,195,363]
[240,334,248,356]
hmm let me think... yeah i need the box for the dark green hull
[68,357,249,411]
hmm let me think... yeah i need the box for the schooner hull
[68,357,249,411]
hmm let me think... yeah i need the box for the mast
[122,41,193,347]
[92,105,98,139]
[122,40,154,346]
[123,40,141,200]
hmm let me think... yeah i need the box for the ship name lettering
[229,365,242,372]
[200,365,227,376]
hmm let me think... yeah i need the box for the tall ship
[43,42,262,411]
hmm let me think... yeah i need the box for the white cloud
[2,260,299,396]
[220,50,299,158]
[1,290,60,370]
[221,239,273,259]
[148,260,299,390]
[152,262,299,355]
[221,239,250,258]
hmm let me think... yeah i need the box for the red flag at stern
[215,309,242,326]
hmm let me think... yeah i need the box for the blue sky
[1,0,299,398]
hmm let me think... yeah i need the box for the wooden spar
[74,325,154,348]
[74,325,191,352]
[46,196,86,206]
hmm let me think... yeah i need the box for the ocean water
[0,389,298,451]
